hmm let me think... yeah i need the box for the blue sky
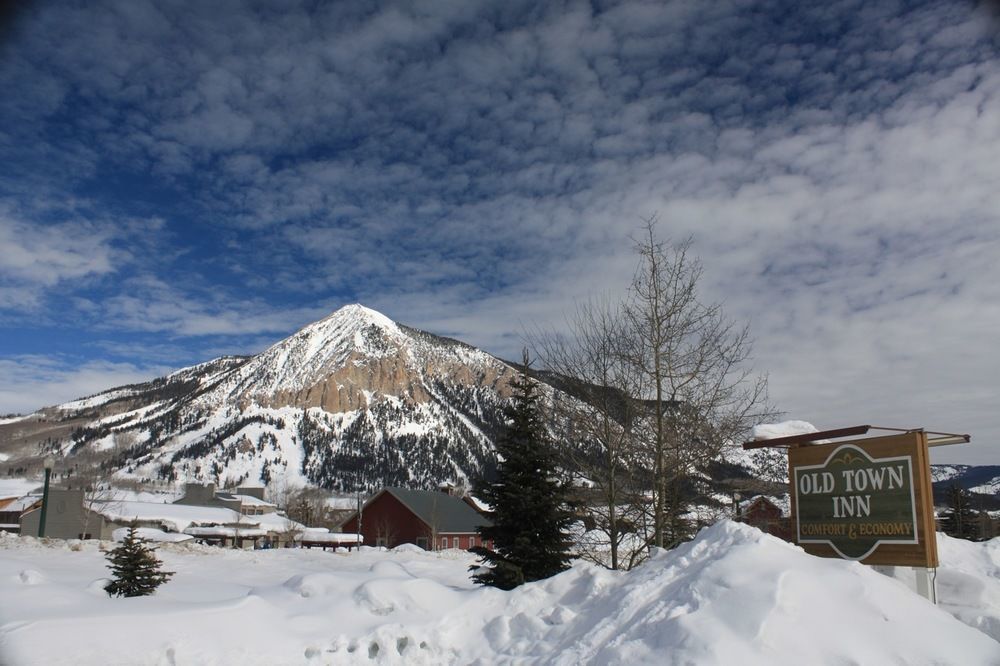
[1,0,998,464]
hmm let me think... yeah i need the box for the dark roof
[384,487,491,533]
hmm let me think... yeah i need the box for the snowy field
[1,523,998,665]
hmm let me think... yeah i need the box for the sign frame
[788,431,938,567]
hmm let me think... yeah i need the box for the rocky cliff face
[195,304,518,412]
[0,305,523,492]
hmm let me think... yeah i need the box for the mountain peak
[3,299,517,492]
[324,303,397,330]
[242,303,406,394]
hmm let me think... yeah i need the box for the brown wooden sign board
[788,431,938,568]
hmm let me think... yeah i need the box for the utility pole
[356,491,363,546]
[38,456,54,537]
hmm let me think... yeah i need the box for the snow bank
[882,533,1000,642]
[0,523,997,665]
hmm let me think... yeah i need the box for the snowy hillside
[0,305,521,492]
[934,465,973,483]
[932,465,1000,505]
[0,522,997,664]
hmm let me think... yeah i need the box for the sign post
[744,425,970,604]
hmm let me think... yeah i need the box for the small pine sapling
[104,524,174,597]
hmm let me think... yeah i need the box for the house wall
[19,488,105,539]
[174,483,219,507]
[236,486,266,501]
[437,533,488,551]
[341,492,429,548]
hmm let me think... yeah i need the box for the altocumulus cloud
[0,0,998,462]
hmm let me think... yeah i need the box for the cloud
[1,0,999,463]
[0,355,170,415]
[0,199,170,316]
[0,217,114,286]
[94,275,337,338]
[0,209,120,310]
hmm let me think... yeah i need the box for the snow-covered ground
[1,523,997,665]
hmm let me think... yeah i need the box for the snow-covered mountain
[931,464,1000,507]
[0,305,521,492]
[3,305,994,502]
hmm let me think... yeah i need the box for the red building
[740,495,792,541]
[340,487,492,551]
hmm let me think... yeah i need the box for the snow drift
[1,522,997,665]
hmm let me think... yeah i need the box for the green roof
[384,487,491,533]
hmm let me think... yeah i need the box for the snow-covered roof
[0,495,40,512]
[95,500,253,533]
[296,532,363,543]
[752,420,820,441]
[741,494,790,517]
[112,527,194,543]
[250,511,306,532]
[230,494,276,507]
[465,495,491,513]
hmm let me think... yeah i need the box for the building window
[453,537,460,549]
[416,537,428,550]
[440,537,448,550]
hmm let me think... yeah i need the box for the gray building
[173,483,277,515]
[19,488,104,539]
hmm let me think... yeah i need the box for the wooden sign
[788,431,937,567]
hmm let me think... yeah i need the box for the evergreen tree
[940,484,980,541]
[470,350,575,590]
[104,524,174,597]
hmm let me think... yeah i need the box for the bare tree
[276,513,304,548]
[531,297,646,570]
[374,515,396,548]
[272,485,330,528]
[624,216,774,548]
[427,493,441,551]
[231,498,245,549]
[66,466,123,539]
